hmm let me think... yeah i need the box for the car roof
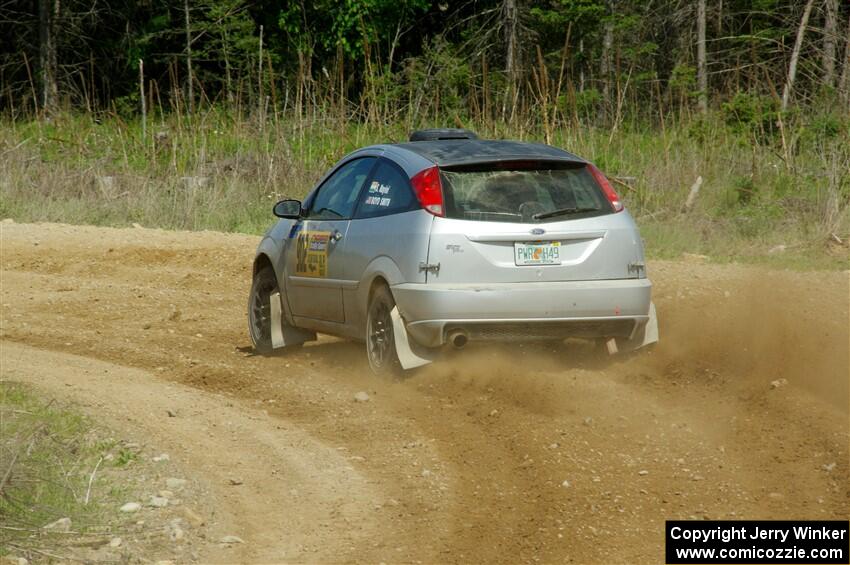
[386,139,586,168]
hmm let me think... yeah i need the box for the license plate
[514,241,561,265]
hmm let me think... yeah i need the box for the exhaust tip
[447,330,468,349]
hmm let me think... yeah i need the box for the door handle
[331,230,343,242]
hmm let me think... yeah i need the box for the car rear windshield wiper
[532,206,600,220]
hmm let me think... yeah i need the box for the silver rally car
[249,129,657,374]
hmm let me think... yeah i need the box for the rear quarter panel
[343,209,434,335]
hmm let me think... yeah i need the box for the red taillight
[587,164,624,213]
[410,166,445,216]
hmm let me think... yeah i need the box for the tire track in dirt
[1,342,387,563]
[1,222,848,563]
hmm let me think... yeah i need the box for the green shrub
[721,92,779,140]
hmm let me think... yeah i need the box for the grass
[0,382,126,559]
[0,108,848,269]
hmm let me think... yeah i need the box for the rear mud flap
[390,307,434,370]
[614,301,659,354]
[270,291,317,349]
[641,302,659,347]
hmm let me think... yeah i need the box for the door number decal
[295,231,331,278]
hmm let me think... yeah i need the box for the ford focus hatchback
[249,129,657,374]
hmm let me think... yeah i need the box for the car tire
[366,284,402,376]
[248,265,282,355]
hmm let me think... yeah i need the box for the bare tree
[503,0,518,118]
[502,0,519,120]
[139,59,146,140]
[184,0,194,114]
[504,0,517,79]
[840,13,850,106]
[600,0,615,116]
[39,0,59,114]
[822,0,837,87]
[697,0,707,113]
[781,0,815,111]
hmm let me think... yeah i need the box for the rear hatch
[425,161,644,284]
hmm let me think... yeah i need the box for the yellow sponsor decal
[295,230,331,278]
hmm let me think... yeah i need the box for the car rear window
[440,162,612,223]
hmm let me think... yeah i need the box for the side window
[355,160,416,219]
[306,157,376,220]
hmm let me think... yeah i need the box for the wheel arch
[357,256,405,320]
[367,275,390,302]
[253,234,282,282]
[253,252,274,276]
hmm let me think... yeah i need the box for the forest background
[1,0,848,267]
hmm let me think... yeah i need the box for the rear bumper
[391,278,652,347]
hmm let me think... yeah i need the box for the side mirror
[273,199,302,219]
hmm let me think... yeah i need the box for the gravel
[166,477,188,490]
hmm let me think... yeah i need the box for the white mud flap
[640,301,659,348]
[613,301,659,354]
[390,306,434,370]
[270,291,317,349]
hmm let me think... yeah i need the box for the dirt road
[1,222,848,563]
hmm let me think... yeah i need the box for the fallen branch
[0,525,38,532]
[0,408,35,416]
[0,525,84,535]
[610,176,637,192]
[5,542,112,563]
[84,456,103,505]
[636,208,670,222]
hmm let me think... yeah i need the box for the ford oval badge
[530,228,545,235]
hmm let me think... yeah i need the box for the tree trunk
[223,30,233,106]
[504,0,517,78]
[139,59,146,140]
[600,0,614,120]
[781,0,815,111]
[697,0,707,114]
[39,0,59,114]
[823,0,837,88]
[184,0,194,114]
[716,0,722,35]
[258,24,264,122]
[579,38,585,92]
[503,0,518,120]
[840,13,850,106]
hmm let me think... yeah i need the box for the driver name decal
[295,230,331,278]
